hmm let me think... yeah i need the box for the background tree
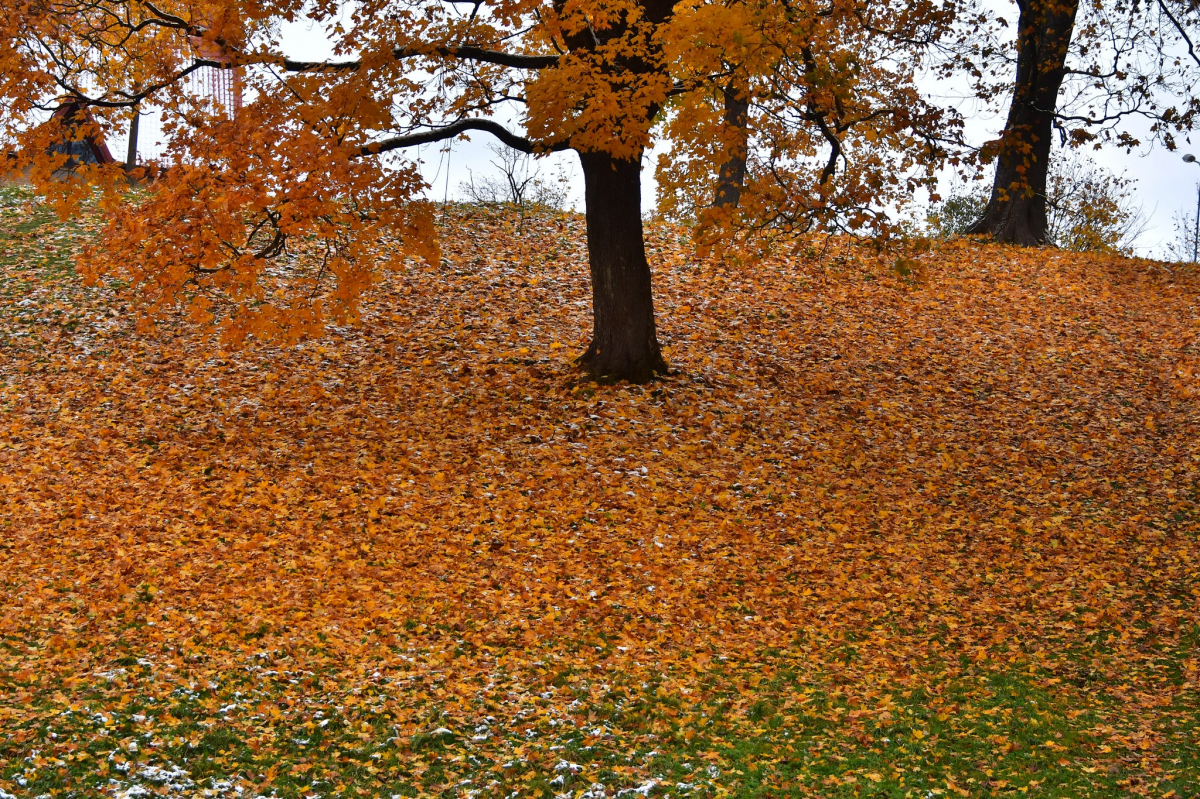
[1043,152,1147,254]
[961,0,1200,245]
[1166,208,1200,263]
[460,143,569,233]
[656,0,963,252]
[461,144,567,210]
[930,150,1147,254]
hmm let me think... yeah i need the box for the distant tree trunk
[967,0,1079,245]
[126,107,140,171]
[714,84,750,208]
[576,150,668,382]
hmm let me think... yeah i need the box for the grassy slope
[0,187,1198,798]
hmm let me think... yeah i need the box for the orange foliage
[2,205,1198,781]
[1,0,956,357]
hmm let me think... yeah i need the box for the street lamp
[1185,154,1200,263]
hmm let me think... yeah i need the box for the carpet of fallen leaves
[1,188,1199,798]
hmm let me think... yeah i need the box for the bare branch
[1157,0,1200,67]
[362,119,570,156]
[279,45,559,73]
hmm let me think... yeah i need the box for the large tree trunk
[968,0,1079,245]
[576,150,668,383]
[714,83,750,208]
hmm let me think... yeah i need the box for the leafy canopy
[2,0,957,343]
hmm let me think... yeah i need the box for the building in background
[48,101,117,169]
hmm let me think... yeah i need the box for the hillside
[1,186,1198,798]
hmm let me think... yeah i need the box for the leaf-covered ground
[1,185,1198,798]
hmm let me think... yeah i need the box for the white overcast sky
[120,5,1200,260]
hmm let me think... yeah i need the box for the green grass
[0,187,83,270]
[3,641,1197,798]
[0,186,98,349]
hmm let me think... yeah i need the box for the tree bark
[576,150,668,382]
[967,0,1079,245]
[714,84,750,208]
[126,107,140,171]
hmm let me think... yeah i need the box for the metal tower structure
[188,34,242,117]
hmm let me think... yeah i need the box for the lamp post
[1185,154,1200,263]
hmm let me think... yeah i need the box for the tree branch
[362,119,570,156]
[280,45,559,73]
[1157,0,1200,67]
[52,61,211,108]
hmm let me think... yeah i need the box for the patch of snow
[616,780,657,797]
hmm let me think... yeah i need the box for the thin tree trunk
[714,84,750,208]
[967,0,1079,245]
[576,150,667,382]
[126,107,140,172]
